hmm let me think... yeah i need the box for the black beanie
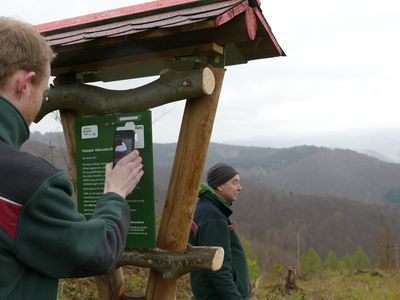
[207,162,238,189]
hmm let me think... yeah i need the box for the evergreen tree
[241,238,261,284]
[352,246,370,269]
[323,249,339,271]
[339,254,355,271]
[301,247,321,274]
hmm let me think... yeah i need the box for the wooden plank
[254,8,285,56]
[145,66,225,299]
[51,42,223,81]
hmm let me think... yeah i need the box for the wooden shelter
[35,0,284,299]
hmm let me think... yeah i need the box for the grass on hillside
[57,268,400,300]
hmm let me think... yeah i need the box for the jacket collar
[199,183,233,217]
[0,96,30,149]
[199,183,232,207]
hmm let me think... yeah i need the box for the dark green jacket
[189,184,251,300]
[0,97,130,299]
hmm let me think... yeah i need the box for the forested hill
[24,133,400,271]
[233,183,400,271]
[154,142,400,204]
[24,135,400,204]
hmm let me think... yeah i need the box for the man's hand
[103,150,144,198]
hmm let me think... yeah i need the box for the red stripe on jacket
[0,197,22,239]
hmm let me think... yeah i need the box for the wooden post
[146,66,225,299]
[59,110,83,188]
[95,267,126,300]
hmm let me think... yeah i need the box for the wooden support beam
[34,67,215,123]
[59,109,82,188]
[145,66,225,299]
[95,268,126,300]
[117,246,224,279]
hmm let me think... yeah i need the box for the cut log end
[211,247,224,271]
[202,67,215,95]
[116,246,225,279]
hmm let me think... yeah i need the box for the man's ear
[16,71,36,95]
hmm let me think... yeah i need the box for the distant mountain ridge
[263,148,400,204]
[153,142,400,204]
[27,132,400,204]
[226,127,400,163]
[24,132,400,270]
[154,142,327,170]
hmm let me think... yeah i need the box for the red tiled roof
[37,0,284,80]
[43,0,242,46]
[36,0,202,34]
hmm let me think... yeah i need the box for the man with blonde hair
[0,17,144,299]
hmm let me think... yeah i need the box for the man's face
[217,174,242,202]
[24,63,50,124]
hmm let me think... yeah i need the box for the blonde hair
[0,17,55,87]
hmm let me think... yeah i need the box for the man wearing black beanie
[189,162,251,300]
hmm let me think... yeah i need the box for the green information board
[75,111,155,249]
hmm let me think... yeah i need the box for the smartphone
[113,129,135,166]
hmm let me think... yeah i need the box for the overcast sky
[2,0,400,148]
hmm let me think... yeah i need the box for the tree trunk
[145,66,225,299]
[35,68,215,122]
